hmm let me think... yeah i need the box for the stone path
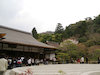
[4,64,100,75]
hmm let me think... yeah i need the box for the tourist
[86,57,88,64]
[40,59,43,64]
[12,57,17,68]
[23,57,28,66]
[8,57,13,69]
[0,54,8,75]
[32,58,35,65]
[66,59,69,64]
[70,58,74,64]
[28,58,32,66]
[98,57,100,64]
[17,57,22,67]
[81,57,84,64]
[44,58,47,64]
[52,57,56,64]
[35,58,40,65]
[77,58,80,64]
[46,58,49,64]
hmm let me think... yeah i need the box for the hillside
[64,16,100,47]
[34,14,100,61]
[38,15,100,47]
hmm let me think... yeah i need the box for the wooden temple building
[0,25,57,59]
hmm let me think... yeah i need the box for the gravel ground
[4,64,100,75]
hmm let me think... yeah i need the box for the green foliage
[58,70,66,75]
[94,15,100,24]
[57,40,81,62]
[38,33,63,43]
[52,34,63,43]
[32,27,38,39]
[68,50,80,58]
[60,40,78,51]
[85,40,95,47]
[38,14,100,44]
[96,28,100,33]
[37,14,100,61]
[38,34,52,43]
[56,52,70,62]
[85,33,100,47]
[55,23,64,34]
[64,14,100,45]
[78,36,88,43]
[64,26,74,38]
[89,49,100,60]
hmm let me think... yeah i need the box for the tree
[56,52,70,63]
[52,34,63,43]
[32,27,38,39]
[64,26,73,38]
[55,23,64,34]
[94,15,100,24]
[38,34,52,43]
[60,40,78,51]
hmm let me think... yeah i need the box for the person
[0,54,8,75]
[77,58,80,64]
[98,57,100,64]
[35,58,40,65]
[12,57,17,68]
[28,58,32,66]
[52,57,56,64]
[86,57,88,64]
[32,58,34,65]
[17,57,22,67]
[40,59,43,64]
[8,57,12,69]
[81,57,84,64]
[44,58,47,65]
[70,58,74,64]
[23,57,28,66]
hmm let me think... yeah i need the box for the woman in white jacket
[0,55,8,75]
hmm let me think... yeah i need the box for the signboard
[0,33,6,38]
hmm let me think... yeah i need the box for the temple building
[0,25,57,59]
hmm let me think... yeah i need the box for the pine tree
[55,23,64,34]
[32,27,38,39]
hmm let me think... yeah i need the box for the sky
[0,0,100,33]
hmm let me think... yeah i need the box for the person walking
[0,54,8,75]
[81,57,84,64]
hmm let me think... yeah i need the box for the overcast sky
[0,0,100,33]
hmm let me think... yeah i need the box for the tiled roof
[0,25,56,49]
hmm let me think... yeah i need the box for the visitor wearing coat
[0,54,8,75]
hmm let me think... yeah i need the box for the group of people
[66,57,88,64]
[75,57,88,64]
[0,55,57,75]
[0,54,100,75]
[7,57,56,69]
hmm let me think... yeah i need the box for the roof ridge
[0,25,31,35]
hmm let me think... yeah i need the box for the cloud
[0,0,100,33]
[0,0,23,21]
